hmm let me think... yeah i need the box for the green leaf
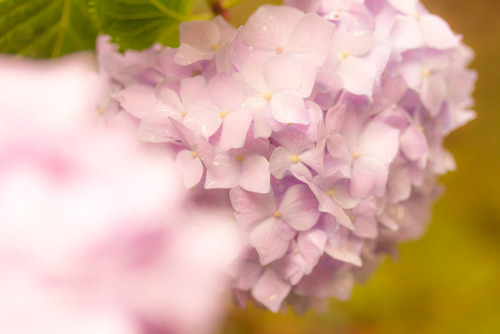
[0,0,98,58]
[89,0,213,51]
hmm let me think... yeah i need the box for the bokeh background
[221,1,500,333]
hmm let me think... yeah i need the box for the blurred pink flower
[0,54,241,334]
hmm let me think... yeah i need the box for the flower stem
[211,0,230,21]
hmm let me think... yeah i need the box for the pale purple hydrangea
[97,0,476,313]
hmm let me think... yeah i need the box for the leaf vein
[52,0,71,57]
[0,0,58,40]
[18,23,58,55]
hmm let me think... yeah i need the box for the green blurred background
[221,1,500,333]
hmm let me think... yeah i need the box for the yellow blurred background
[221,1,500,333]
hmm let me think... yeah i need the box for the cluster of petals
[98,0,476,313]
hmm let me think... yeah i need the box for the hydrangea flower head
[98,0,476,313]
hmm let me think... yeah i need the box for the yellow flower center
[220,111,227,119]
[276,46,284,54]
[352,152,360,159]
[236,154,244,162]
[291,155,299,163]
[422,68,430,78]
[341,51,350,59]
[327,189,334,196]
[180,110,187,117]
[274,210,281,218]
[192,151,198,158]
[211,43,219,51]
[264,93,273,101]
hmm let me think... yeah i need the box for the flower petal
[273,127,314,153]
[269,146,292,179]
[400,125,428,161]
[318,198,354,229]
[204,154,240,190]
[387,0,418,15]
[232,261,263,291]
[251,268,291,313]
[219,109,253,150]
[350,158,382,198]
[137,110,175,142]
[252,107,274,139]
[250,217,290,265]
[297,149,322,174]
[195,135,214,164]
[170,118,196,148]
[180,76,209,103]
[208,74,245,111]
[297,229,327,269]
[286,13,335,67]
[337,57,377,96]
[156,82,183,110]
[279,184,320,231]
[289,161,313,182]
[229,187,276,226]
[265,53,305,94]
[240,154,271,193]
[358,120,400,165]
[421,76,446,116]
[325,103,346,133]
[270,92,309,125]
[112,85,156,119]
[352,214,378,239]
[174,20,220,65]
[174,43,215,66]
[324,228,363,266]
[176,150,203,189]
[389,16,424,51]
[184,100,221,137]
[420,14,460,50]
[242,5,303,51]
